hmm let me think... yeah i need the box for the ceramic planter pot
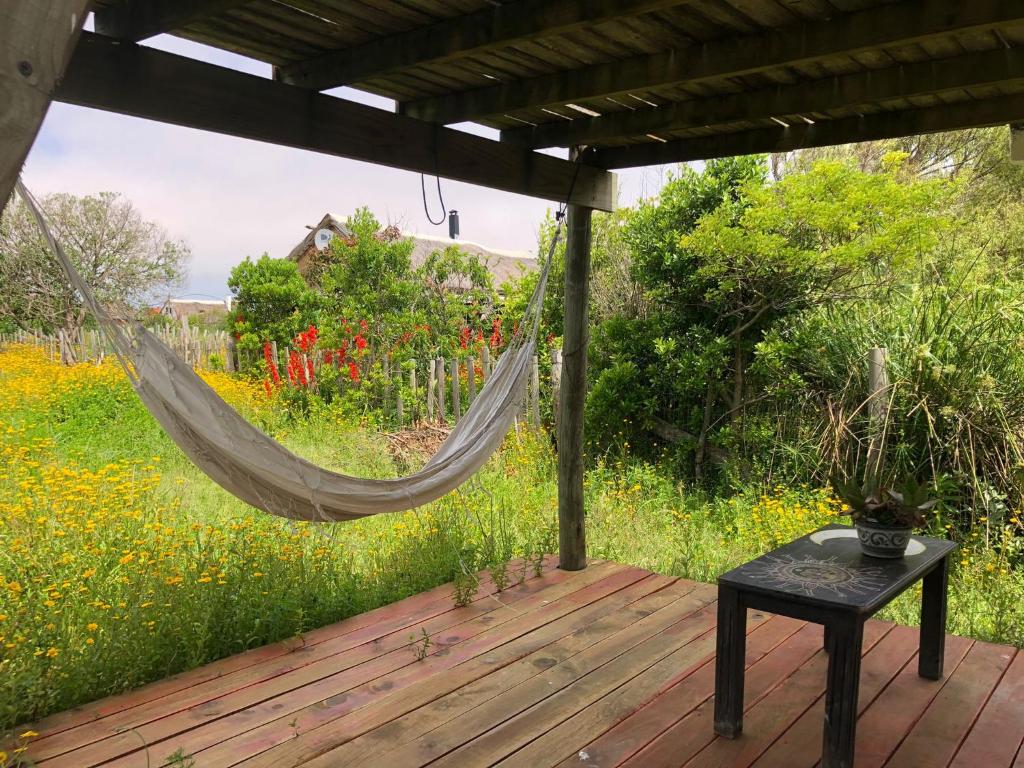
[855,520,912,558]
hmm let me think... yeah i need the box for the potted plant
[831,474,938,558]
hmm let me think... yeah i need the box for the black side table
[713,524,955,768]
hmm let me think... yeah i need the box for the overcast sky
[22,30,679,302]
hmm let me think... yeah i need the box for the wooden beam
[94,0,249,42]
[558,147,591,572]
[0,0,89,215]
[277,0,689,91]
[402,0,1024,125]
[54,33,616,211]
[506,48,1024,148]
[592,92,1024,169]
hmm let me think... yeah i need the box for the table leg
[714,585,746,738]
[822,618,863,768]
[824,623,832,653]
[919,555,949,680]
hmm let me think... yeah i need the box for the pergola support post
[557,193,592,571]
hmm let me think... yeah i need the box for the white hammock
[16,180,562,522]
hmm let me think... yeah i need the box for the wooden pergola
[5,0,1024,572]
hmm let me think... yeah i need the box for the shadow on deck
[17,558,1024,767]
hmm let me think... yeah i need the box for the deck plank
[240,575,696,768]
[551,616,808,768]
[949,649,1024,768]
[24,555,559,741]
[848,633,974,768]
[37,561,632,767]
[885,640,1015,768]
[749,623,920,768]
[16,560,1023,768]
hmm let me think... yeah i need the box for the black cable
[421,172,447,226]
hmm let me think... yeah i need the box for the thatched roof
[287,213,537,289]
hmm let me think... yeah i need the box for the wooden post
[450,358,461,423]
[0,1,90,215]
[410,364,418,423]
[436,356,446,422]
[426,360,435,421]
[866,347,889,480]
[467,354,476,404]
[481,345,491,382]
[531,354,541,427]
[558,197,592,571]
[551,348,563,431]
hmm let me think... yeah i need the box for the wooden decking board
[552,616,809,768]
[19,562,1023,768]
[679,622,893,768]
[749,623,921,768]
[845,633,975,768]
[948,648,1024,768]
[27,555,562,760]
[162,567,659,768]
[38,562,635,768]
[238,574,694,768]
[504,617,822,768]
[378,586,729,767]
[885,641,1015,768]
[25,554,560,742]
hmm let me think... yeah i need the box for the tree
[0,191,188,356]
[227,254,320,354]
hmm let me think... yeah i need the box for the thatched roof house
[287,213,537,291]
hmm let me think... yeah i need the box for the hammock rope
[15,177,570,522]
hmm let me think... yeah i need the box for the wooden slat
[507,47,1024,148]
[400,0,1024,124]
[749,623,921,768]
[33,561,621,766]
[552,616,807,768]
[55,33,617,212]
[62,565,651,768]
[885,641,1015,768]
[949,649,1024,768]
[849,634,975,768]
[24,555,558,739]
[504,618,822,768]
[94,0,249,41]
[276,0,693,90]
[593,91,1024,169]
[0,0,89,217]
[226,575,699,767]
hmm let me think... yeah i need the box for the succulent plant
[831,473,938,528]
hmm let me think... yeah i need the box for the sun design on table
[743,555,889,598]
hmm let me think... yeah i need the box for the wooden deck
[17,558,1024,768]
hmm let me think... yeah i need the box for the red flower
[306,358,315,383]
[263,342,281,385]
[348,361,360,382]
[359,319,368,332]
[323,350,334,365]
[354,334,368,351]
[460,327,471,349]
[263,380,273,398]
[489,317,503,349]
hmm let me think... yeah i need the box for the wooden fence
[1,326,564,430]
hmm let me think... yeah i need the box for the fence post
[410,363,418,423]
[531,354,541,427]
[426,360,436,421]
[436,356,446,422]
[481,345,491,382]
[551,348,563,430]
[467,354,476,403]
[450,358,461,423]
[866,347,889,480]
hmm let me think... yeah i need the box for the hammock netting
[16,179,562,522]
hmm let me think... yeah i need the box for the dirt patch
[385,423,451,473]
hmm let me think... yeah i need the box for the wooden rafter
[276,0,691,91]
[592,92,1024,169]
[54,33,616,211]
[505,47,1024,148]
[402,0,1024,125]
[94,0,250,42]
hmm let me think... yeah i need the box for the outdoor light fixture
[448,209,460,239]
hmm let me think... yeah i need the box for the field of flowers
[0,343,1022,745]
